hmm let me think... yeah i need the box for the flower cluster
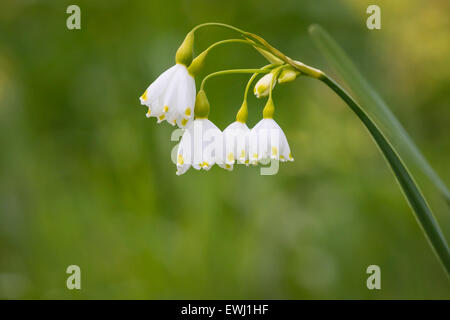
[139,25,296,175]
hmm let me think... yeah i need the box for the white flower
[176,119,223,175]
[219,121,250,170]
[254,73,276,98]
[249,118,294,164]
[139,64,195,128]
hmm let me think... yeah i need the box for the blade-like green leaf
[321,74,450,276]
[309,24,450,205]
[307,25,450,275]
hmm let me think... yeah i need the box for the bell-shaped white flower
[139,64,195,128]
[220,121,250,170]
[176,119,223,175]
[249,118,293,164]
[254,72,276,98]
[248,98,293,165]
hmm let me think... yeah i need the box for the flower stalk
[138,22,450,277]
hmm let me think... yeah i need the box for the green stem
[320,73,450,276]
[268,66,283,100]
[202,39,252,52]
[243,73,259,102]
[191,22,248,35]
[200,68,272,90]
[188,39,263,77]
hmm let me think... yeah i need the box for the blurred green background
[0,0,449,299]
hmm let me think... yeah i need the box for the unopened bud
[278,67,300,84]
[254,73,275,98]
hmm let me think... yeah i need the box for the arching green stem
[236,65,277,123]
[188,39,257,76]
[191,22,248,36]
[262,66,283,119]
[200,68,272,91]
[268,66,283,100]
[202,39,252,53]
[243,73,259,103]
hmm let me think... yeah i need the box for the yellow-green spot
[271,146,278,156]
[185,108,191,116]
[256,84,267,96]
[181,118,188,126]
[163,105,169,112]
[227,152,234,162]
[177,154,184,165]
[141,90,147,101]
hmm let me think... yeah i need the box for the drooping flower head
[138,23,297,175]
[249,98,293,164]
[219,101,251,170]
[176,90,223,175]
[139,32,196,128]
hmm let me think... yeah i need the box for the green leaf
[308,25,450,275]
[308,24,450,205]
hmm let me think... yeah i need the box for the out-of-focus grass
[0,0,449,299]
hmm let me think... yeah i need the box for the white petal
[257,123,270,161]
[140,65,177,110]
[249,118,293,164]
[176,124,194,175]
[220,121,250,169]
[201,119,223,170]
[175,66,196,128]
[139,64,196,128]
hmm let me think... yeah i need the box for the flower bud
[175,31,194,66]
[254,73,275,98]
[278,67,300,84]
